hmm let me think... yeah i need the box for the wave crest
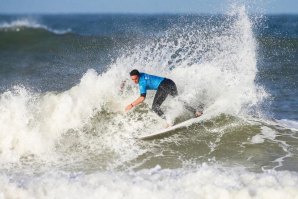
[0,18,71,34]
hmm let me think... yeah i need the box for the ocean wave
[0,6,269,166]
[1,6,294,173]
[1,165,298,199]
[0,18,71,34]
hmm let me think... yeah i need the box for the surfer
[125,69,203,123]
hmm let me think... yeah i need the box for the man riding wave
[125,69,203,125]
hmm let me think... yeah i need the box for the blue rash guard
[138,73,165,97]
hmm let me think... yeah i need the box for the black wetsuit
[137,72,197,118]
[152,79,196,118]
[152,79,178,117]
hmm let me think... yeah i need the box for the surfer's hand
[125,104,133,112]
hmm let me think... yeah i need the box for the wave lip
[0,18,71,34]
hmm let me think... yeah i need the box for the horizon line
[1,11,298,15]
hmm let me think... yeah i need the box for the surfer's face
[131,75,139,84]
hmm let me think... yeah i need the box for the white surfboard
[138,115,206,140]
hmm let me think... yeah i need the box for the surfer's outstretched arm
[125,96,145,112]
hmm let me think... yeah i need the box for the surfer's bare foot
[164,123,173,128]
[195,111,203,117]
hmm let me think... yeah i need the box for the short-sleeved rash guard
[139,73,164,96]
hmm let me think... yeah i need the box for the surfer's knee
[152,104,164,117]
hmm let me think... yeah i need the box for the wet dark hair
[130,69,140,76]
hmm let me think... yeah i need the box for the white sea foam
[0,18,71,34]
[0,70,147,165]
[276,119,298,131]
[251,126,277,144]
[0,165,298,199]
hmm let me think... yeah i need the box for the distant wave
[0,18,71,34]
